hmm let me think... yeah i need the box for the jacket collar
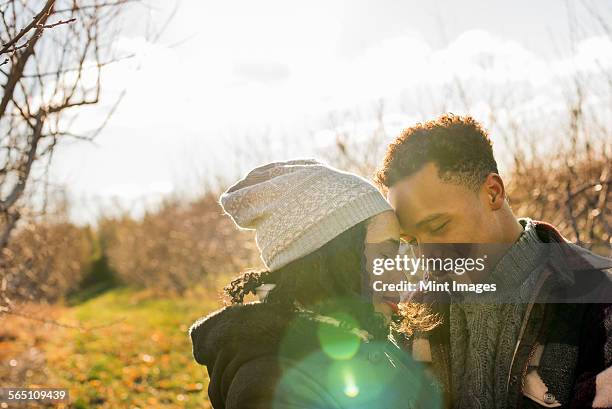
[532,220,612,287]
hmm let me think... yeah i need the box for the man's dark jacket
[412,221,612,409]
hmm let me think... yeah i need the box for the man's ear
[482,173,506,210]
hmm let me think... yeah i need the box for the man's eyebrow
[415,213,447,228]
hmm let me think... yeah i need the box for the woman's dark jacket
[190,302,441,409]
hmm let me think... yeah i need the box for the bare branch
[0,0,54,56]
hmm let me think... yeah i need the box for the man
[375,114,612,409]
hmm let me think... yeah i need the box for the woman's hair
[225,219,438,339]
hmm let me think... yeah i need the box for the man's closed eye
[430,220,450,234]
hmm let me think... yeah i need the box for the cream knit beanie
[220,159,392,271]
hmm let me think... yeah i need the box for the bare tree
[0,0,133,254]
[0,0,138,310]
[324,100,389,176]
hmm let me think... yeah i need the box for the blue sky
[46,0,612,225]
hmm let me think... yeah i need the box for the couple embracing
[189,114,612,409]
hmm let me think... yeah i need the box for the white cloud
[48,8,612,224]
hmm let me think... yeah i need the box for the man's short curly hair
[375,114,498,191]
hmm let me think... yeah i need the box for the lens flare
[317,312,361,360]
[343,370,359,398]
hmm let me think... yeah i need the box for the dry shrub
[1,222,93,304]
[101,193,261,293]
[508,153,610,249]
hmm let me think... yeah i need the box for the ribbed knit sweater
[449,218,547,409]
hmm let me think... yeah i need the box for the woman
[189,159,441,409]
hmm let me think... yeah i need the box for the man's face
[387,162,499,246]
[387,162,505,282]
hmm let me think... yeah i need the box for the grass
[1,287,223,408]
